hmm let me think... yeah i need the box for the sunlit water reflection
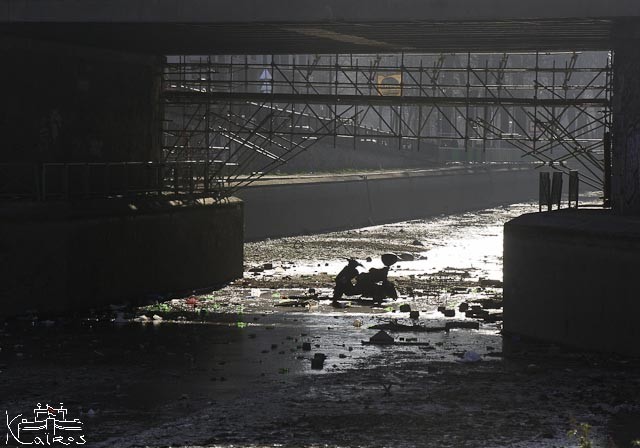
[245,202,540,285]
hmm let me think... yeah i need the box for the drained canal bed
[1,200,639,447]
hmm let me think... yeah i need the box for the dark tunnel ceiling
[0,19,627,54]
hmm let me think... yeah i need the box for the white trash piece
[457,350,482,363]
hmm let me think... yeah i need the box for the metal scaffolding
[163,51,611,195]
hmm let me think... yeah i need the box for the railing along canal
[0,160,239,201]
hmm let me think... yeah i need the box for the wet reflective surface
[1,201,640,447]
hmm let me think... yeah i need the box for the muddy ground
[1,201,639,447]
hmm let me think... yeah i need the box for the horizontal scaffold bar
[163,90,609,108]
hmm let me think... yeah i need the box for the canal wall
[503,209,640,356]
[238,164,539,241]
[0,197,243,316]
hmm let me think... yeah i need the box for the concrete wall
[238,165,539,241]
[503,210,640,355]
[0,198,243,316]
[251,142,532,175]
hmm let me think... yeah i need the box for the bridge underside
[3,3,640,352]
[0,18,629,54]
[3,0,640,54]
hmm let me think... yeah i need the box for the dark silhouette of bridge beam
[2,0,640,54]
[0,20,619,54]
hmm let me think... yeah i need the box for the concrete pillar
[0,37,163,164]
[612,42,640,214]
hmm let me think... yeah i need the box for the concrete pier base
[504,209,640,355]
[0,197,243,316]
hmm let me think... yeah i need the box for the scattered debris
[331,301,349,309]
[445,321,480,331]
[450,287,468,295]
[275,299,310,307]
[479,278,503,288]
[311,353,326,369]
[397,253,415,262]
[368,330,395,345]
[381,381,397,394]
[477,298,503,310]
[381,253,399,266]
[456,351,482,363]
[185,297,199,308]
[370,321,446,333]
[466,309,490,319]
[483,313,503,323]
